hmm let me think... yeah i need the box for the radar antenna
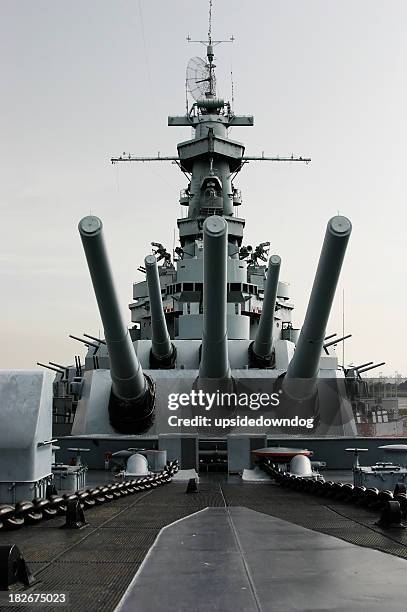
[111,0,311,168]
[186,0,234,102]
[186,57,216,101]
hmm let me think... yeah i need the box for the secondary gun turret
[144,254,176,368]
[78,216,154,434]
[199,216,230,380]
[250,255,281,367]
[285,216,352,386]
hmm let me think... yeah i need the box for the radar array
[186,57,217,101]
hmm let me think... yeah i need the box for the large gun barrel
[251,255,281,366]
[78,216,154,433]
[144,254,175,368]
[199,216,230,379]
[286,216,352,380]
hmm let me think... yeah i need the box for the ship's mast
[185,0,234,101]
[111,1,309,163]
[111,3,310,255]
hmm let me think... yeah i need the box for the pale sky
[0,0,406,376]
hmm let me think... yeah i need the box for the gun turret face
[78,216,154,433]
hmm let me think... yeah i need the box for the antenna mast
[186,0,235,101]
[111,0,311,168]
[231,70,235,112]
[208,0,213,43]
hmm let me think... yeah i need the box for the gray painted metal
[286,216,352,379]
[253,255,281,359]
[0,370,53,504]
[78,216,147,401]
[63,34,357,439]
[199,216,230,379]
[117,506,407,612]
[54,434,407,472]
[144,254,173,359]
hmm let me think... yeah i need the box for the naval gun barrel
[49,361,67,372]
[354,361,374,370]
[37,362,64,376]
[357,362,386,374]
[251,255,281,366]
[286,216,352,380]
[323,333,352,350]
[144,254,176,368]
[199,216,230,379]
[83,333,106,345]
[78,216,154,433]
[69,334,99,349]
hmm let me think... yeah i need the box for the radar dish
[186,56,216,101]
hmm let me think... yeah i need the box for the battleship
[1,4,407,611]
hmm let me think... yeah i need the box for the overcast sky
[0,0,405,376]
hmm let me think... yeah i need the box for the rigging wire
[231,69,235,112]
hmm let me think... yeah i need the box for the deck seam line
[115,507,210,611]
[219,484,263,612]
